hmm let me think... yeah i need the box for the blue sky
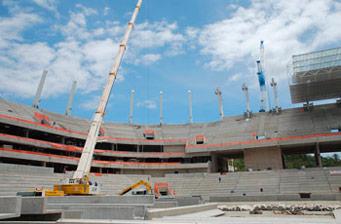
[0,0,341,125]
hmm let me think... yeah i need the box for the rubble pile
[218,203,341,215]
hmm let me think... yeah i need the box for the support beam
[129,90,135,125]
[215,88,224,120]
[270,78,281,113]
[159,91,163,125]
[188,90,193,124]
[32,70,48,109]
[65,81,77,116]
[242,83,251,118]
[315,143,322,167]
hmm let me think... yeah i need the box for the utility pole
[32,70,48,109]
[215,88,224,120]
[65,81,77,116]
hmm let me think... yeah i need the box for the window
[143,129,155,140]
[195,135,205,144]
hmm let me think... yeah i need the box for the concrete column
[65,81,77,116]
[242,83,251,118]
[215,88,224,120]
[281,151,286,169]
[315,143,322,167]
[188,90,193,124]
[128,89,135,124]
[160,91,163,125]
[209,154,219,173]
[32,70,48,109]
[270,78,280,113]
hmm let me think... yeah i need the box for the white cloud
[131,21,186,56]
[194,0,341,82]
[137,100,157,110]
[134,53,161,65]
[33,0,58,16]
[104,6,110,16]
[0,12,41,48]
[228,73,241,82]
[0,4,185,99]
[80,95,100,110]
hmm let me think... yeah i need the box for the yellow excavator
[18,0,143,197]
[118,180,175,199]
[119,180,153,196]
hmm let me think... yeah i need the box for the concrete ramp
[146,203,218,219]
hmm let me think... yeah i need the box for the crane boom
[73,0,142,179]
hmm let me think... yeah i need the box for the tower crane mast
[256,40,268,112]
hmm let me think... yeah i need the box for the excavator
[119,181,175,199]
[18,0,143,197]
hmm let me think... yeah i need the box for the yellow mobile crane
[46,0,143,196]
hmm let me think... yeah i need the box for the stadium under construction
[0,0,341,223]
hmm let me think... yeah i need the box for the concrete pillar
[315,143,322,167]
[65,81,77,116]
[209,154,219,173]
[188,90,193,124]
[32,70,48,109]
[215,88,224,120]
[281,151,286,169]
[244,147,283,170]
[128,89,135,124]
[160,91,163,125]
[242,83,251,118]
[270,78,281,113]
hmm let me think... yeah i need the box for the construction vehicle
[153,182,175,199]
[119,180,175,199]
[17,0,143,197]
[51,0,142,195]
[119,180,153,196]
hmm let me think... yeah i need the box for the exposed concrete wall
[0,163,54,175]
[121,168,207,177]
[244,147,283,170]
[163,145,185,152]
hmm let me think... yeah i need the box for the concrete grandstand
[1,97,341,175]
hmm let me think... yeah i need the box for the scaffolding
[290,47,341,103]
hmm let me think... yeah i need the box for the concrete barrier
[146,203,218,219]
[0,196,21,220]
[60,205,146,220]
[46,195,153,220]
[176,196,202,206]
[209,193,341,202]
[46,195,154,206]
[21,197,47,214]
